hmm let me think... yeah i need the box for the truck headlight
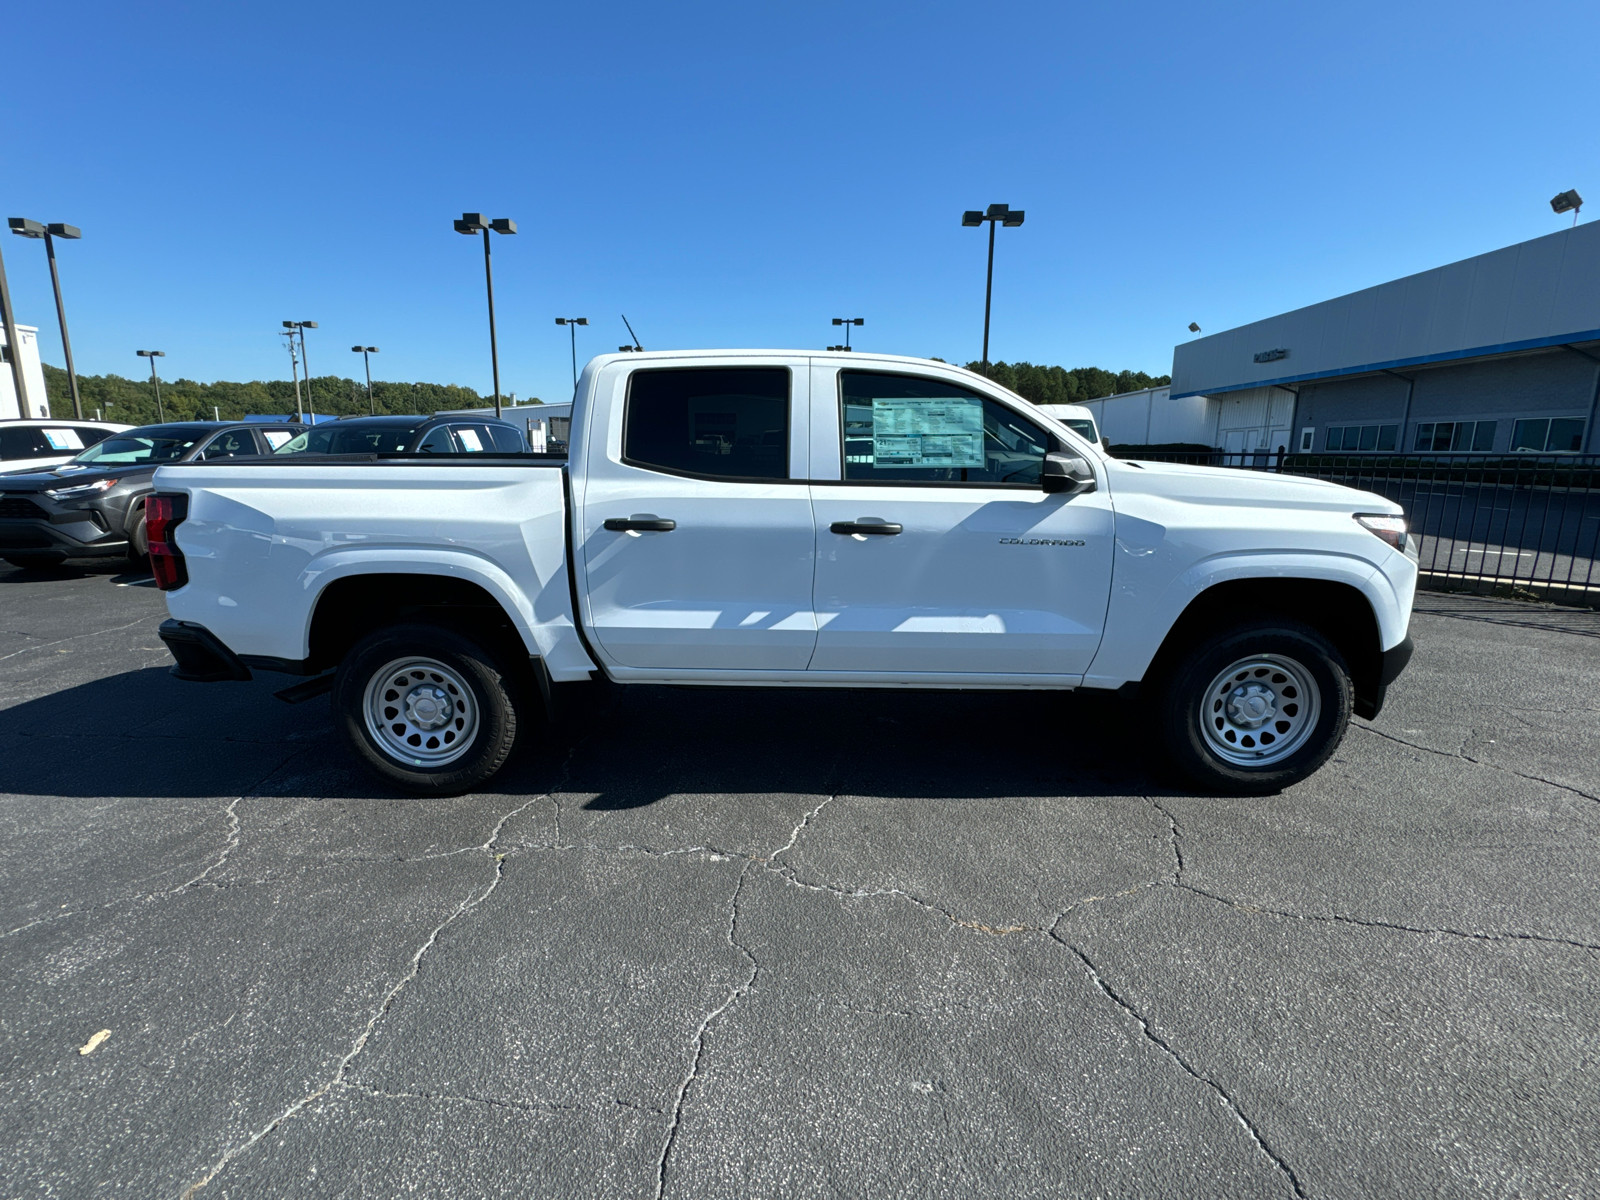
[1355,513,1407,552]
[45,478,118,501]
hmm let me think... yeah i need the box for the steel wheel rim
[363,656,479,768]
[1200,653,1321,767]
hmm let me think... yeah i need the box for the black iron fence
[1125,450,1600,599]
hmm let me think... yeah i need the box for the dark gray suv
[0,422,298,569]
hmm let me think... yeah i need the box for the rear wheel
[1157,617,1352,794]
[127,516,149,564]
[333,622,522,795]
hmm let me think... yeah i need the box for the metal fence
[1126,450,1600,599]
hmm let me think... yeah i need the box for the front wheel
[333,623,522,795]
[1157,618,1352,795]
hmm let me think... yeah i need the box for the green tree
[963,361,1170,405]
[41,364,530,427]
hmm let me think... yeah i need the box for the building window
[1412,420,1496,452]
[1510,417,1586,453]
[1326,423,1399,451]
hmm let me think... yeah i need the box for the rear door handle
[604,517,676,532]
[830,520,903,536]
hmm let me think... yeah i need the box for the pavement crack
[176,761,574,1199]
[1356,724,1600,805]
[1054,938,1308,1199]
[1176,882,1600,953]
[765,793,837,864]
[172,748,313,891]
[1149,798,1185,883]
[655,865,759,1200]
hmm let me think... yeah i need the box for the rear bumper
[158,619,253,682]
[1355,633,1414,720]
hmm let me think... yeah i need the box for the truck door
[808,368,1114,678]
[579,360,817,672]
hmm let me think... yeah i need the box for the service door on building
[808,368,1114,678]
[579,359,818,672]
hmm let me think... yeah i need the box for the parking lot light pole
[454,214,516,418]
[961,204,1025,376]
[0,236,27,415]
[352,345,379,414]
[830,317,864,352]
[555,317,588,388]
[9,218,84,418]
[136,350,166,422]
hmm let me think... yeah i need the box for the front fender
[1084,549,1412,689]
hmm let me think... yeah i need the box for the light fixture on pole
[351,345,380,415]
[9,218,84,418]
[1552,189,1584,226]
[1188,322,1202,333]
[960,203,1025,376]
[284,321,318,421]
[828,317,864,352]
[454,213,517,418]
[555,317,589,387]
[136,350,167,422]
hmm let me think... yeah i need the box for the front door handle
[830,520,903,536]
[604,517,676,532]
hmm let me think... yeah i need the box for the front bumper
[0,496,129,557]
[1354,633,1414,720]
[158,619,253,682]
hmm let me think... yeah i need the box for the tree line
[41,364,525,426]
[964,361,1171,406]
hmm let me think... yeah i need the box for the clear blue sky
[3,0,1595,405]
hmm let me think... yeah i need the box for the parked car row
[0,413,531,569]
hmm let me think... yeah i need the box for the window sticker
[869,398,984,469]
[457,428,484,452]
[262,430,293,450]
[44,428,84,450]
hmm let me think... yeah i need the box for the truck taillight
[146,494,189,590]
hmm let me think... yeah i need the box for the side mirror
[1042,451,1096,495]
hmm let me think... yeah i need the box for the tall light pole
[9,218,83,418]
[961,203,1025,376]
[284,321,318,421]
[351,345,379,415]
[454,213,517,418]
[555,317,588,388]
[0,232,31,415]
[136,350,166,422]
[828,317,864,352]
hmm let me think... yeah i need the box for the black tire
[4,554,67,570]
[127,517,149,564]
[1157,617,1352,795]
[333,622,522,795]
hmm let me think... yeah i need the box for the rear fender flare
[296,549,558,661]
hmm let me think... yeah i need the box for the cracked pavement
[2,566,1597,1199]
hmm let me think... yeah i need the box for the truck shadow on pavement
[2,665,1173,803]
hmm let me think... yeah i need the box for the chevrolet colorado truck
[150,350,1416,796]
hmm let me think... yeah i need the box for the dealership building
[1151,221,1600,456]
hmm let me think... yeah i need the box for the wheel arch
[307,571,529,675]
[1143,577,1387,718]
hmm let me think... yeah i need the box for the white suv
[0,419,133,472]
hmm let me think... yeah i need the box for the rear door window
[623,367,789,481]
[485,424,525,452]
[448,423,502,452]
[839,371,1050,486]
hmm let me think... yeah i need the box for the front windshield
[274,424,422,455]
[74,433,203,465]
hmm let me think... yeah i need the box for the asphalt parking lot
[2,563,1597,1199]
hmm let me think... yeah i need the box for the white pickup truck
[151,350,1416,796]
